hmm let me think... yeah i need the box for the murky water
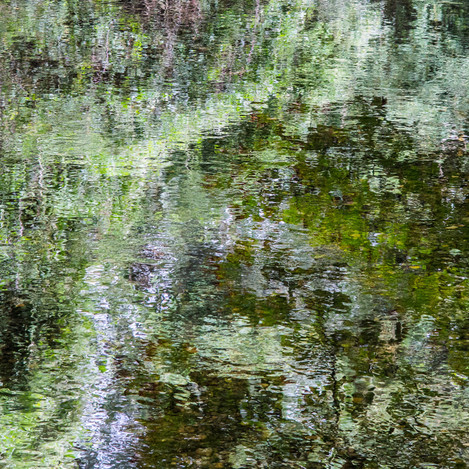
[0,0,468,467]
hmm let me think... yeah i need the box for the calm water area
[0,0,468,467]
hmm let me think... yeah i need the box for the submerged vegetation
[0,0,468,467]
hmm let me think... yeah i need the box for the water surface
[0,0,468,467]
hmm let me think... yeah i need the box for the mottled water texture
[0,0,468,467]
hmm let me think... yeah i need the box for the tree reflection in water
[0,0,468,467]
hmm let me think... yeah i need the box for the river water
[0,0,468,467]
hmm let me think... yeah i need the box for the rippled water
[0,0,468,467]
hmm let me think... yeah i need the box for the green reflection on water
[0,0,469,467]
